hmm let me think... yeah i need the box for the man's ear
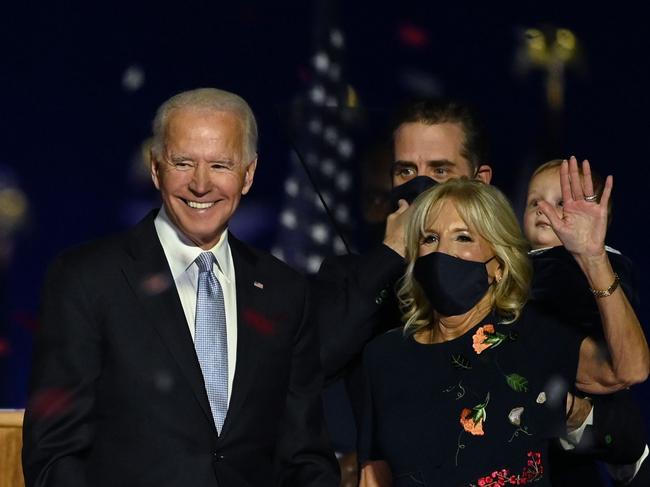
[241,156,258,195]
[476,164,492,184]
[150,149,162,190]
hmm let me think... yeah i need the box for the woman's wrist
[573,251,616,290]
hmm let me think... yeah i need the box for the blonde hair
[151,87,258,163]
[398,178,532,335]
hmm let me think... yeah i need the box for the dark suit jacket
[315,244,405,381]
[312,245,405,437]
[22,211,339,487]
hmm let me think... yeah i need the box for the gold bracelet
[589,273,619,298]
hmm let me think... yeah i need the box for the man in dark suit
[22,88,339,487]
[318,98,493,381]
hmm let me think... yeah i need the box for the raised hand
[538,156,612,259]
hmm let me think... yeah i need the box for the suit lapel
[218,235,264,439]
[121,211,216,432]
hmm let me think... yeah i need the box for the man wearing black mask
[317,98,492,382]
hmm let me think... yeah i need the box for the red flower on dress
[473,325,494,354]
[460,393,490,436]
[472,324,507,355]
[460,407,485,436]
[470,451,544,486]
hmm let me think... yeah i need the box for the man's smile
[182,199,216,209]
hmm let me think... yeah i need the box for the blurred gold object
[517,26,581,111]
[138,137,154,176]
[523,27,578,66]
[556,28,576,52]
[346,85,359,108]
[0,187,28,234]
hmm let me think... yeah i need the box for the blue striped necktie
[194,251,228,433]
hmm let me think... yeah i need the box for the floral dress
[358,303,583,487]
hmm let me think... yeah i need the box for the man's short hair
[391,97,488,174]
[152,87,258,163]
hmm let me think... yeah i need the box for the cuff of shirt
[559,404,594,450]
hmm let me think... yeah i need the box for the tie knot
[195,252,215,273]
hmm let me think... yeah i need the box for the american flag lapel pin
[253,281,264,289]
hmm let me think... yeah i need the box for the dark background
[1,0,648,439]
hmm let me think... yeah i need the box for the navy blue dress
[359,304,583,487]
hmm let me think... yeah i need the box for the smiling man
[22,88,339,487]
[150,106,256,250]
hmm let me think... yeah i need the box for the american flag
[271,1,357,274]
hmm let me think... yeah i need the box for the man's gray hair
[151,87,258,163]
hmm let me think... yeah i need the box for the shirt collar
[154,206,234,283]
[528,246,553,256]
[528,245,621,256]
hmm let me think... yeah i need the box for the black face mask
[389,176,438,212]
[413,252,496,317]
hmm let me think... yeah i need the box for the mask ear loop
[484,255,503,284]
[483,255,497,265]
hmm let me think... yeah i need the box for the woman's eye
[421,234,437,245]
[528,199,538,208]
[457,235,473,242]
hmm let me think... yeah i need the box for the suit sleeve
[22,254,101,487]
[571,390,648,464]
[313,245,405,380]
[274,278,340,486]
[357,348,380,464]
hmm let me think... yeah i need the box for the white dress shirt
[154,207,237,405]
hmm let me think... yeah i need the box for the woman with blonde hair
[358,159,649,486]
